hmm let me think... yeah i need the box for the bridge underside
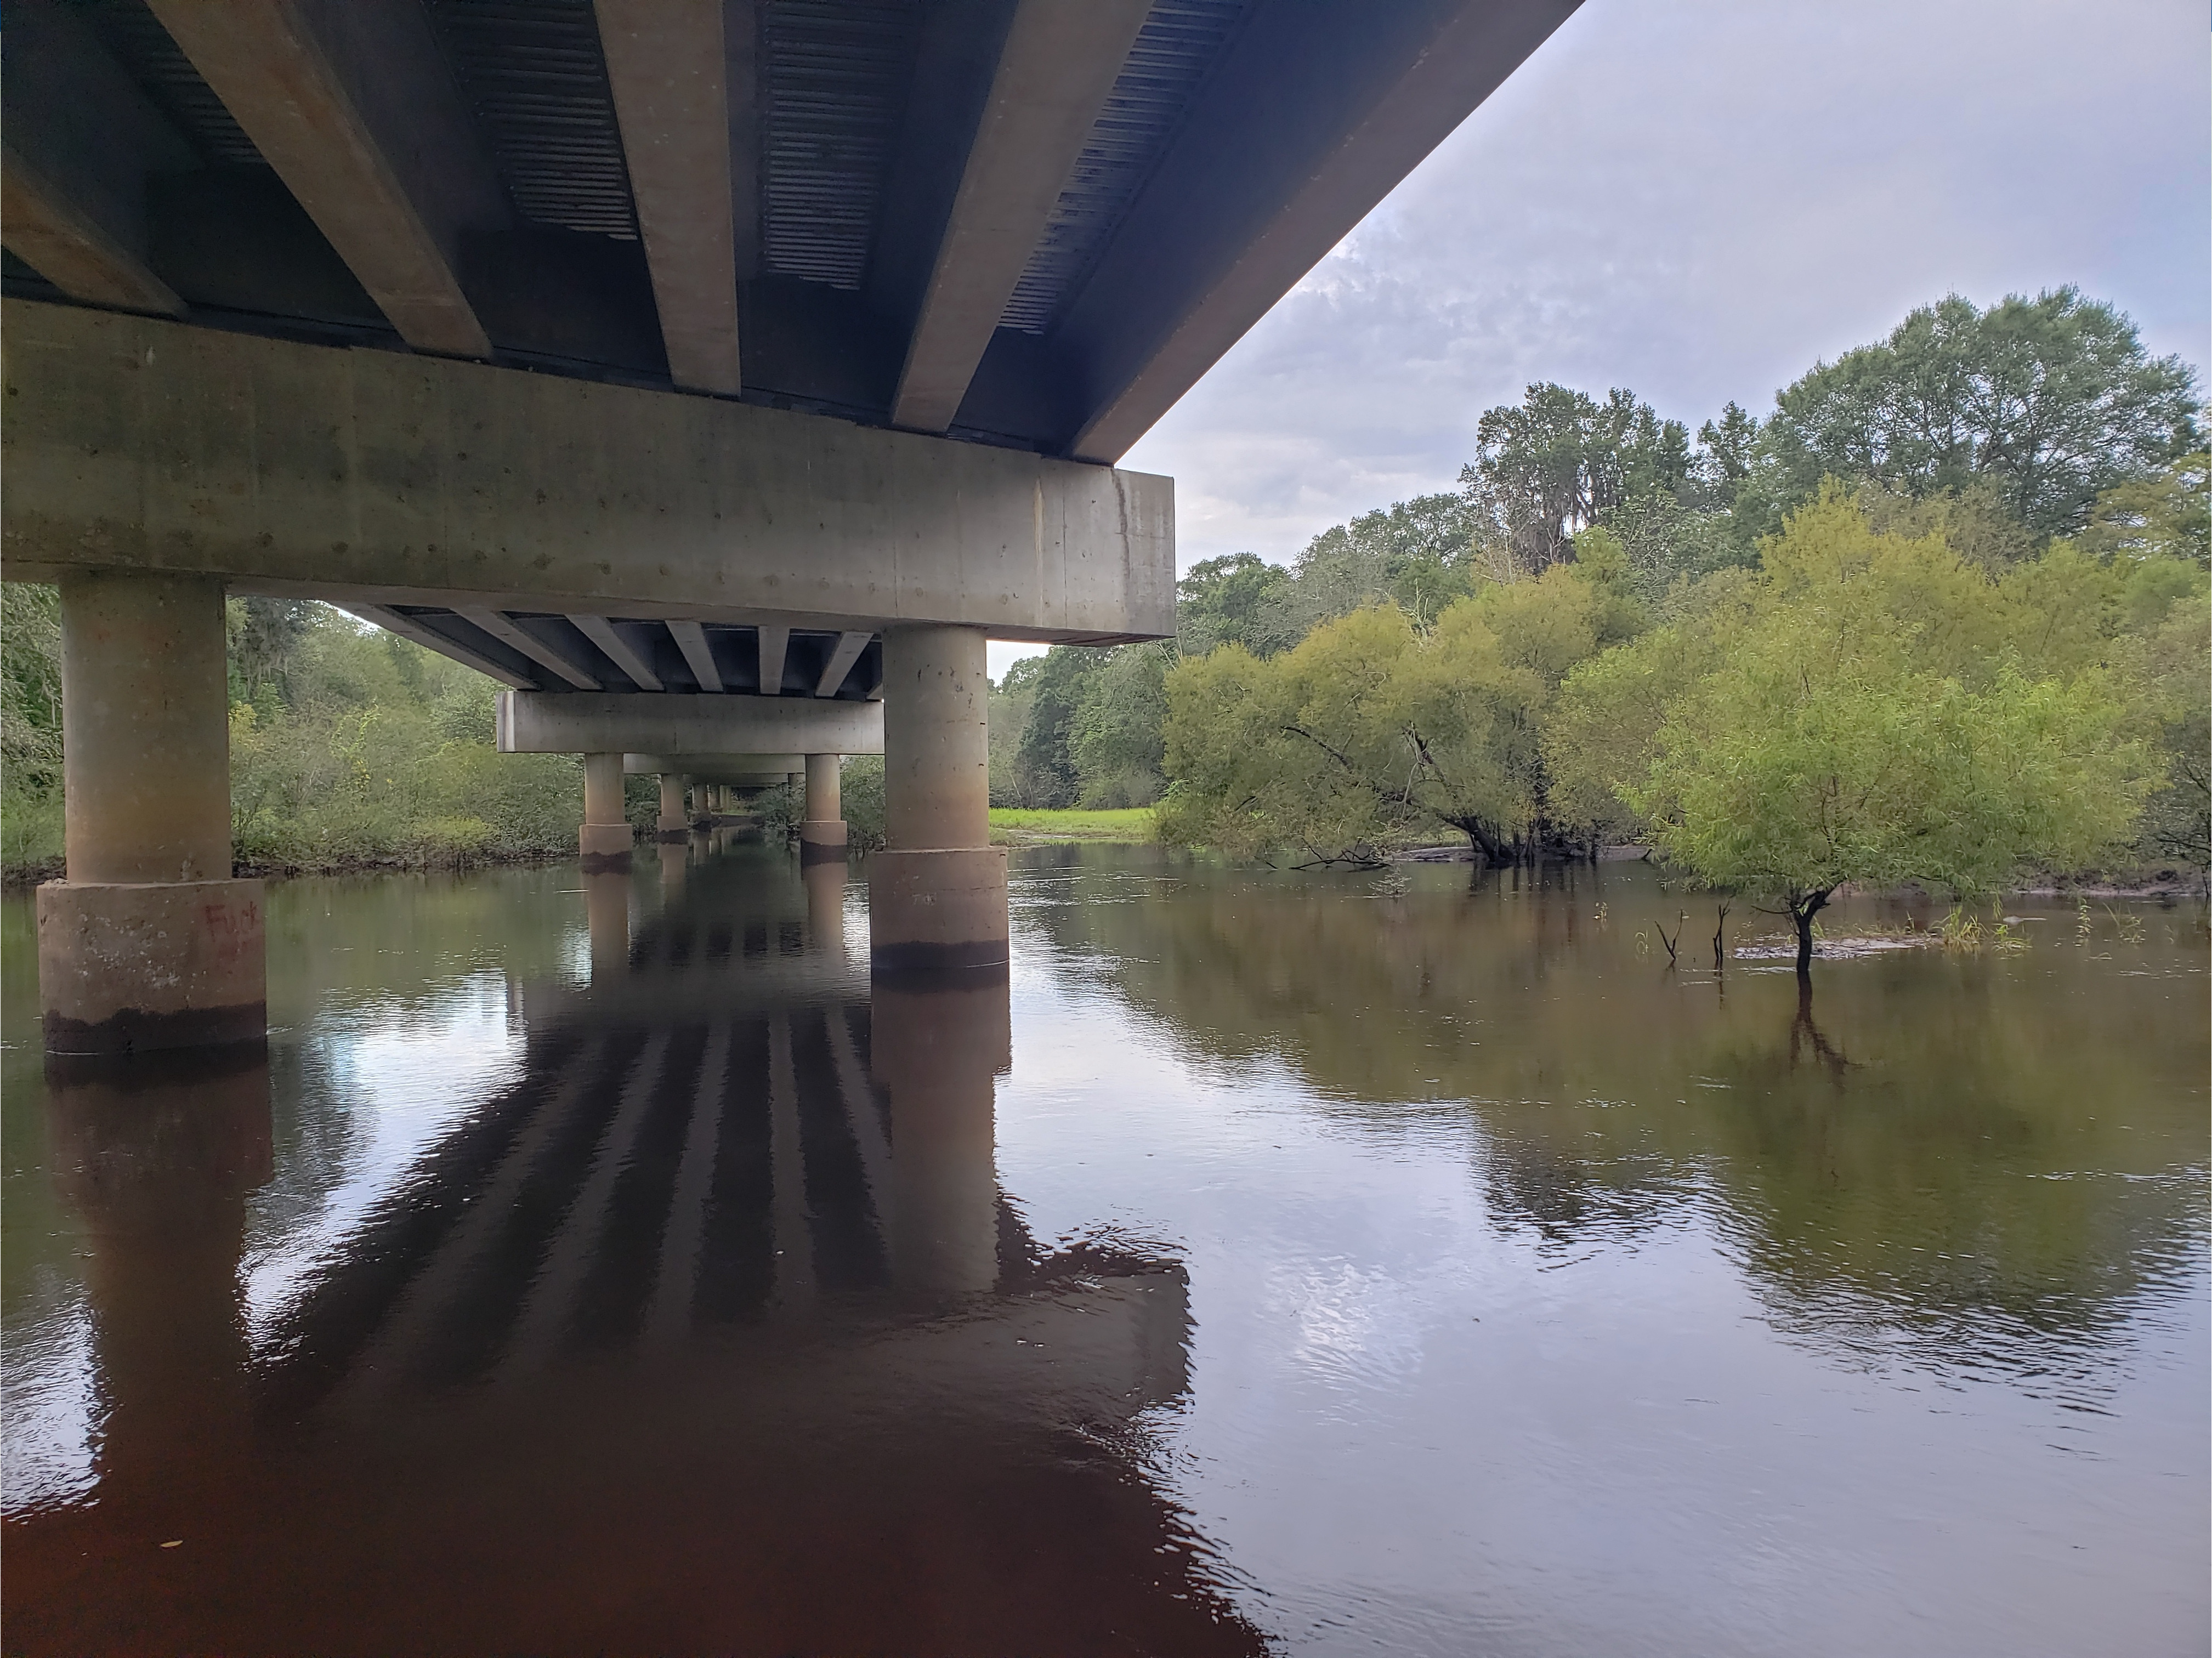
[2,0,1578,1049]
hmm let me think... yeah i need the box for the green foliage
[1070,642,1170,807]
[838,756,887,851]
[1160,558,1642,862]
[1002,646,1102,808]
[1461,383,1692,574]
[2077,451,2210,567]
[1176,553,1297,657]
[223,614,586,869]
[1606,493,2164,960]
[1756,288,2201,541]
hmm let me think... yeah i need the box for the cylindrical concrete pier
[800,752,848,864]
[37,572,265,1053]
[872,626,1007,979]
[655,772,688,843]
[580,751,632,871]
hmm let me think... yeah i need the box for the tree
[1462,383,1691,573]
[1621,494,2156,974]
[1759,289,2201,541]
[1176,553,1296,658]
[1070,643,1171,807]
[1159,557,1645,864]
[2076,451,2210,567]
[1003,648,1101,808]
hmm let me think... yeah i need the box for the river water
[2,842,2205,1656]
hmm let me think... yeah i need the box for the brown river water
[2,841,2205,1656]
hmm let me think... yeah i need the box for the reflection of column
[803,859,846,953]
[580,752,632,872]
[38,572,264,1053]
[872,625,1007,979]
[659,840,688,898]
[871,975,1009,1299]
[655,771,688,843]
[46,1048,272,1484]
[800,752,847,865]
[583,871,630,977]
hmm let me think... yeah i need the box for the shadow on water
[2,837,1266,1657]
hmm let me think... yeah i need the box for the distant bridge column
[37,572,265,1053]
[800,753,848,865]
[655,772,688,844]
[580,752,632,872]
[874,626,1006,980]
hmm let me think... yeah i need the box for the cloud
[1117,0,2210,574]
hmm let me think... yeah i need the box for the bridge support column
[37,572,265,1054]
[871,625,1006,981]
[800,753,848,865]
[580,751,632,872]
[655,772,688,843]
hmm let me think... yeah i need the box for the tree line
[991,287,2208,966]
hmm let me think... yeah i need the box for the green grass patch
[988,807,1156,843]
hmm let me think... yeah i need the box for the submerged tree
[1620,493,2156,974]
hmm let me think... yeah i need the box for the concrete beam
[594,0,742,394]
[339,604,535,690]
[815,631,871,698]
[624,753,803,779]
[888,0,1150,434]
[499,691,883,757]
[1064,0,1580,462]
[574,615,663,690]
[0,1,194,316]
[667,620,724,691]
[757,626,791,695]
[460,607,602,690]
[146,0,508,359]
[2,300,1174,643]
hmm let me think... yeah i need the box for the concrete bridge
[3,0,1578,1052]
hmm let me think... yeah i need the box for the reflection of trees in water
[1019,849,2209,1379]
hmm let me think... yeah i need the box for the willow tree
[1158,555,1642,864]
[1620,494,2156,974]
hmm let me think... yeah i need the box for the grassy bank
[989,807,1156,843]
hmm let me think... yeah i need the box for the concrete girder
[339,605,535,691]
[667,621,724,691]
[1,301,1175,643]
[888,0,1152,434]
[574,615,665,691]
[144,0,508,360]
[498,692,883,758]
[622,754,802,780]
[593,0,743,395]
[459,608,603,691]
[0,0,192,317]
[814,632,872,699]
[757,627,791,696]
[1063,0,1581,462]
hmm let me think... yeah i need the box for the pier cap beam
[2,302,1174,644]
[500,692,881,759]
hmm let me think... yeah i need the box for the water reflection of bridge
[15,844,1264,1657]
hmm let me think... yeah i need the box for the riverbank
[0,844,578,890]
[988,808,1157,844]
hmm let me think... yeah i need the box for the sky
[991,0,2208,679]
